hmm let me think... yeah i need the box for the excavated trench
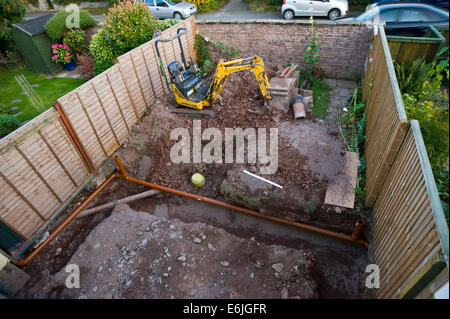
[15,64,372,299]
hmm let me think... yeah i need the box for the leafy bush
[103,1,157,52]
[0,114,20,137]
[396,57,433,98]
[89,29,121,65]
[194,33,214,75]
[45,9,99,40]
[185,0,221,14]
[0,0,29,43]
[93,59,113,76]
[397,49,449,222]
[156,19,180,31]
[63,29,88,59]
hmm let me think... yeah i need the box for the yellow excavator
[155,27,272,110]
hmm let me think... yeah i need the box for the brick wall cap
[196,19,374,27]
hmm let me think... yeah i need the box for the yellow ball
[191,173,205,188]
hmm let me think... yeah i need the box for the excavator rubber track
[169,106,214,118]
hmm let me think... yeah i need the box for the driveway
[197,0,282,21]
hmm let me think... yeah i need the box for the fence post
[54,102,97,176]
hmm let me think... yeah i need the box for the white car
[282,0,349,20]
[142,0,197,19]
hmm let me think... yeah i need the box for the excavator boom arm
[208,56,272,105]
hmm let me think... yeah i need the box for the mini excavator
[154,27,272,111]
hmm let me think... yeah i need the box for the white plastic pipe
[242,170,283,189]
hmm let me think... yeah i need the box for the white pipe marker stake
[242,170,283,189]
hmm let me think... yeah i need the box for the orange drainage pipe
[352,218,365,240]
[16,156,368,266]
[114,156,369,249]
[54,102,97,175]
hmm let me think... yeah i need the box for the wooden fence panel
[0,109,90,240]
[373,121,448,298]
[57,17,197,170]
[387,25,446,65]
[362,26,408,207]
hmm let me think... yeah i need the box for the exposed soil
[37,204,319,299]
[14,59,372,299]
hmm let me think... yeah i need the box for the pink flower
[53,55,57,59]
[58,44,63,48]
[66,53,70,56]
[64,57,68,60]
[52,56,56,60]
[52,44,57,49]
[63,45,68,49]
[53,50,57,54]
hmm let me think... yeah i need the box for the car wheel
[174,12,183,20]
[328,8,341,20]
[283,9,294,20]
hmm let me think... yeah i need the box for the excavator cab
[155,28,271,110]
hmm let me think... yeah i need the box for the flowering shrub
[304,15,321,76]
[51,44,73,64]
[103,1,157,52]
[0,0,29,42]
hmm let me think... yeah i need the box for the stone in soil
[39,203,318,299]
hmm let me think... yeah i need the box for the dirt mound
[40,204,318,299]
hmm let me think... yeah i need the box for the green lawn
[0,66,85,123]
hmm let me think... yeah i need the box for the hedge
[44,9,99,40]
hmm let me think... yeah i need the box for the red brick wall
[196,21,373,79]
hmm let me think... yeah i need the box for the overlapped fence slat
[58,17,196,170]
[0,109,90,240]
[372,121,448,298]
[362,26,408,207]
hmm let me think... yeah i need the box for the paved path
[220,0,250,12]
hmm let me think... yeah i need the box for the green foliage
[337,87,368,202]
[89,1,175,76]
[243,0,281,13]
[63,29,88,59]
[103,0,157,52]
[89,29,121,65]
[0,0,29,44]
[45,9,99,40]
[397,48,449,223]
[0,114,20,137]
[155,19,180,31]
[396,57,433,98]
[93,59,113,76]
[209,39,238,56]
[194,33,214,76]
[304,15,321,77]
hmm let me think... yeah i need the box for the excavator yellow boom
[155,28,271,111]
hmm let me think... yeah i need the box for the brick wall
[196,20,373,80]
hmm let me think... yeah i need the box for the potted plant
[51,44,75,71]
[304,15,322,79]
